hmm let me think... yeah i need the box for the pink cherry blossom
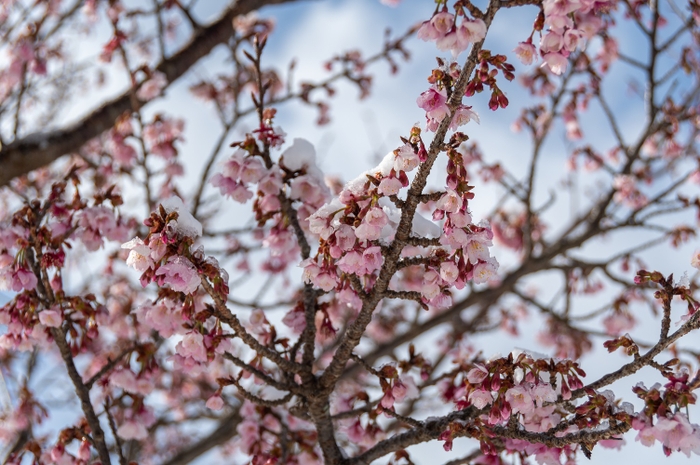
[468,389,493,409]
[177,331,208,363]
[155,256,201,294]
[467,364,489,384]
[206,395,225,411]
[117,420,148,440]
[417,21,440,41]
[530,383,557,407]
[430,11,454,35]
[457,18,486,45]
[542,52,569,75]
[417,86,450,124]
[393,375,419,403]
[514,41,537,65]
[439,261,459,284]
[122,237,155,272]
[505,384,535,415]
[362,246,383,274]
[378,177,402,196]
[436,189,463,213]
[38,308,62,327]
[472,258,499,284]
[394,144,421,172]
[692,251,700,269]
[540,31,564,54]
[136,71,167,101]
[450,105,480,129]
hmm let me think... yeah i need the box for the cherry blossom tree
[2,0,700,464]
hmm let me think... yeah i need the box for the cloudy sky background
[3,0,700,463]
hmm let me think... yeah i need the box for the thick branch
[52,327,112,464]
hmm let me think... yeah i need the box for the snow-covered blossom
[162,196,203,238]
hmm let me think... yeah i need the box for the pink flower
[122,237,154,272]
[136,71,167,101]
[530,383,557,407]
[469,389,494,409]
[417,21,440,41]
[11,268,37,292]
[417,86,450,123]
[39,309,62,327]
[436,189,463,213]
[378,177,403,196]
[338,251,363,274]
[393,375,419,403]
[290,175,327,206]
[211,175,254,203]
[77,440,91,460]
[603,312,635,336]
[362,246,383,274]
[117,420,148,440]
[692,251,700,270]
[313,272,337,292]
[540,31,564,53]
[505,384,535,415]
[177,331,208,363]
[473,258,499,284]
[440,261,459,284]
[355,207,388,242]
[282,306,306,333]
[76,206,126,251]
[465,231,493,265]
[258,169,284,195]
[206,395,225,411]
[381,390,395,409]
[155,256,201,294]
[457,18,486,44]
[514,41,537,65]
[450,105,480,129]
[335,225,356,251]
[542,52,568,75]
[430,11,454,35]
[366,207,389,228]
[563,29,583,52]
[652,414,700,456]
[239,157,267,184]
[394,144,420,172]
[467,365,489,384]
[236,419,261,452]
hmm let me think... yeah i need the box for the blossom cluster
[0,181,131,352]
[121,196,214,295]
[514,0,617,74]
[416,8,486,56]
[304,129,497,314]
[444,352,637,460]
[633,375,700,457]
